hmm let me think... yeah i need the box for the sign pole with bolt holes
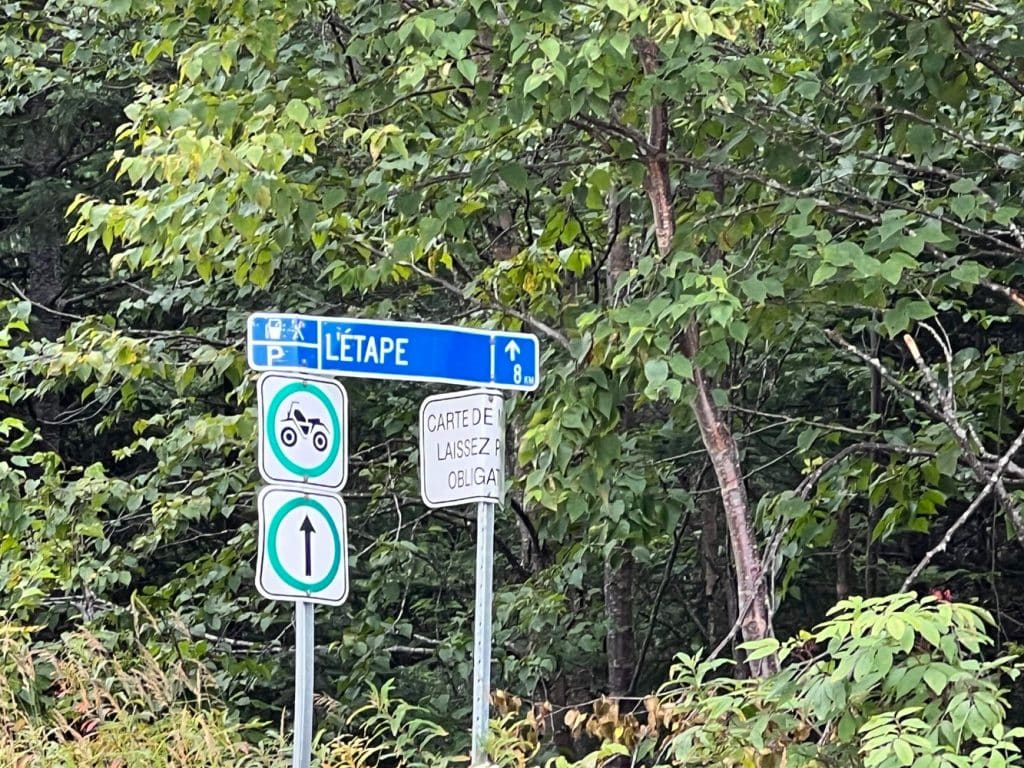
[255,371,349,768]
[418,389,504,766]
[471,500,495,766]
[292,600,314,768]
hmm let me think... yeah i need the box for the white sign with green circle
[256,486,349,605]
[258,372,348,490]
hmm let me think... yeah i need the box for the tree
[3,0,1024,761]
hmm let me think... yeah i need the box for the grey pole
[470,500,495,766]
[292,600,315,768]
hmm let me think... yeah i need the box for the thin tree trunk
[604,553,635,696]
[700,491,729,643]
[23,130,66,451]
[27,244,64,451]
[603,185,637,702]
[864,329,883,597]
[601,185,635,768]
[635,37,777,676]
[836,507,851,601]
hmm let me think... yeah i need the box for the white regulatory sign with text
[419,389,504,508]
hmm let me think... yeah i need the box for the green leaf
[949,195,976,221]
[886,616,907,643]
[804,0,831,29]
[644,359,669,388]
[905,300,935,320]
[907,124,935,160]
[668,354,693,380]
[740,278,767,303]
[923,666,947,695]
[810,263,837,286]
[742,637,780,661]
[917,617,941,648]
[538,38,560,61]
[853,649,875,681]
[456,58,478,83]
[691,8,714,38]
[606,0,633,18]
[608,32,631,58]
[498,163,528,192]
[878,252,918,285]
[950,260,984,285]
[994,206,1020,225]
[284,99,310,127]
[883,304,910,336]
[524,72,548,95]
[893,738,914,766]
[949,177,976,194]
[899,232,926,256]
[936,444,960,475]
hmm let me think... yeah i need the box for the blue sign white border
[246,312,541,392]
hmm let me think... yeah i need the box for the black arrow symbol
[300,515,315,577]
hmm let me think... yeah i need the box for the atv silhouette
[279,404,330,452]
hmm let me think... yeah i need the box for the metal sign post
[418,389,504,766]
[292,600,315,768]
[471,501,495,766]
[247,313,541,768]
[254,370,350,768]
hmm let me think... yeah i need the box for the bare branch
[902,423,1024,590]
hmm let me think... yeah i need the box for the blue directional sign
[247,313,540,391]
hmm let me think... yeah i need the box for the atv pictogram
[279,403,330,452]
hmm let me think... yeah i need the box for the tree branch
[403,261,571,350]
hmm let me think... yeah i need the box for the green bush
[3,594,1020,768]
[0,617,284,767]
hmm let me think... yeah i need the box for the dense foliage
[3,0,1024,764]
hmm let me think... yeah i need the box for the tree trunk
[26,243,64,452]
[602,185,636,768]
[604,553,635,696]
[22,124,67,451]
[864,329,883,597]
[836,506,851,601]
[636,37,777,676]
[700,492,729,644]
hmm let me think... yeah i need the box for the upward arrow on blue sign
[247,313,540,391]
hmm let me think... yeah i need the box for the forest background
[3,0,1024,765]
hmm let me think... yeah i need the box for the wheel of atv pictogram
[312,430,329,452]
[281,426,298,447]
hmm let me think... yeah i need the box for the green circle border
[267,496,342,593]
[266,381,341,477]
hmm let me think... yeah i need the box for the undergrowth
[1,594,1022,767]
[0,615,285,767]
